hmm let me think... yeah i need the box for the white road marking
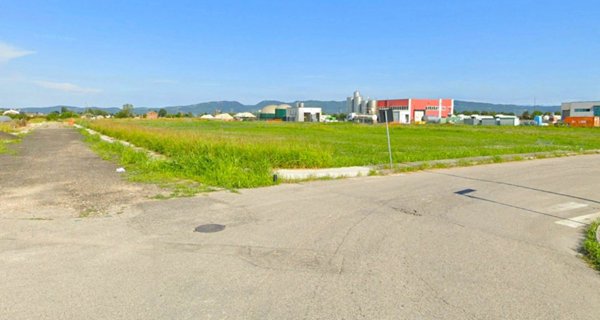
[548,202,588,213]
[555,212,600,228]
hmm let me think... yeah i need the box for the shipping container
[564,117,600,127]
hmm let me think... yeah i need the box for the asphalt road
[1,127,600,319]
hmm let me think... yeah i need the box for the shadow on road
[426,171,596,226]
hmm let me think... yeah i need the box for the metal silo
[368,100,377,115]
[360,99,368,114]
[354,95,362,114]
[346,97,353,113]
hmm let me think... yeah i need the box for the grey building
[561,101,600,118]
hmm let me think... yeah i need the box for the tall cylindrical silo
[354,95,362,114]
[347,97,353,113]
[368,100,377,115]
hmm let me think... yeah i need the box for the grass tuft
[582,220,600,271]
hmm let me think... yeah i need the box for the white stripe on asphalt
[548,202,588,213]
[555,212,600,228]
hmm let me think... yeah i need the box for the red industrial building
[377,99,454,124]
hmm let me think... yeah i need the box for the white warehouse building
[286,102,322,122]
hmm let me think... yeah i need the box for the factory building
[561,101,600,127]
[286,102,322,122]
[377,99,454,124]
[346,91,453,124]
[561,101,600,118]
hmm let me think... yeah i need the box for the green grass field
[81,119,600,189]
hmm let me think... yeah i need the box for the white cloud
[0,42,35,63]
[34,80,101,94]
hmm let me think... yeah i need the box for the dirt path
[0,123,161,218]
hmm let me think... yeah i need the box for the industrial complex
[346,91,454,124]
[343,91,600,127]
[194,97,600,127]
[3,95,600,127]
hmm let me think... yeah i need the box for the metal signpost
[383,109,393,169]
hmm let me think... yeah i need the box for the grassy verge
[0,123,20,154]
[0,123,12,133]
[582,220,600,271]
[79,119,600,189]
[81,129,214,197]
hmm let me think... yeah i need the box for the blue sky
[1,0,599,107]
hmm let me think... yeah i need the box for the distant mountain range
[454,101,559,115]
[6,100,559,116]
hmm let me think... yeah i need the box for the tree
[114,104,134,118]
[521,111,531,120]
[158,108,167,118]
[85,108,109,116]
[56,106,79,119]
[332,113,347,121]
[46,111,60,121]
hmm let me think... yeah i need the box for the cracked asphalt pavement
[1,126,600,319]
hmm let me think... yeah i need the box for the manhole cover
[194,224,226,233]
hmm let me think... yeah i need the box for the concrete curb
[596,225,600,244]
[272,149,600,181]
[275,166,371,180]
[376,149,600,174]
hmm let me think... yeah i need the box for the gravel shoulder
[0,123,161,218]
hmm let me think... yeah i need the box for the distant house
[146,111,158,119]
